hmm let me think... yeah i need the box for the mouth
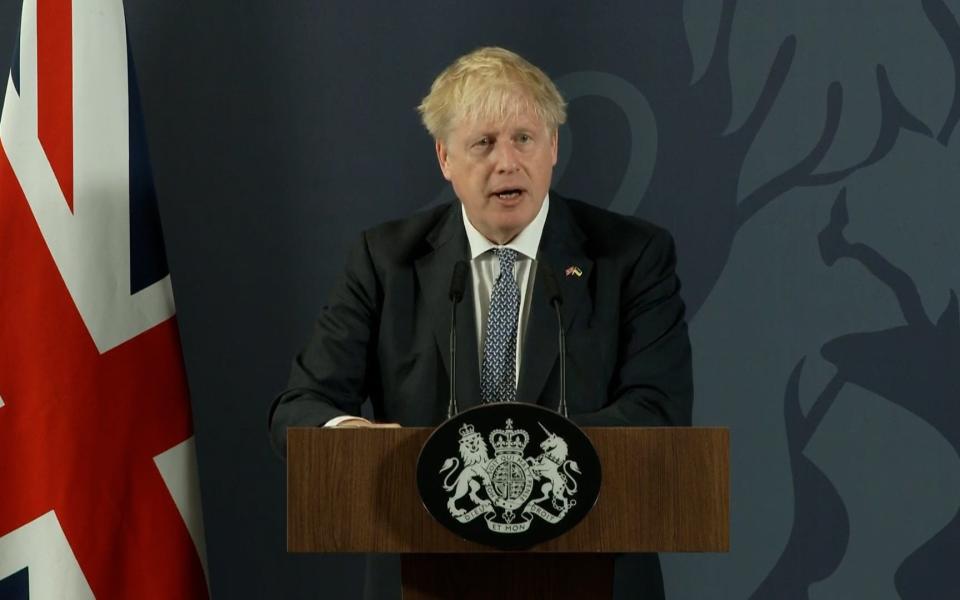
[490,188,525,201]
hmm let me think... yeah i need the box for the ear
[549,128,558,166]
[436,139,453,181]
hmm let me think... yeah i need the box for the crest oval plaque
[416,403,601,550]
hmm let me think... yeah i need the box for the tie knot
[492,247,518,271]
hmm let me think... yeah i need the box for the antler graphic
[634,0,938,317]
[808,188,960,598]
[923,0,960,144]
[749,359,850,599]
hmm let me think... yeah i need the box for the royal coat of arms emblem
[417,403,601,549]
[441,419,581,532]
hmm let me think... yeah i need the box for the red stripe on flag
[37,0,74,210]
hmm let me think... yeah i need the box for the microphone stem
[553,300,567,418]
[448,300,458,418]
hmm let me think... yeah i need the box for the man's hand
[334,417,401,429]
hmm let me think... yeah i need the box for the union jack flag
[0,1,209,598]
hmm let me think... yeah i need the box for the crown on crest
[459,422,482,444]
[489,419,529,455]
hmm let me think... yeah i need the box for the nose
[492,141,520,173]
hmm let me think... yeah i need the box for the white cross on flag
[0,0,209,597]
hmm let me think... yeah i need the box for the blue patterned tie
[481,248,520,403]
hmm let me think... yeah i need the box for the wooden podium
[287,427,728,599]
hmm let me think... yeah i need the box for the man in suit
[269,46,692,599]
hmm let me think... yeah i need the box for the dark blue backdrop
[2,1,957,598]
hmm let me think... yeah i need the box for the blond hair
[417,47,567,140]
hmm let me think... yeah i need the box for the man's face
[436,101,558,244]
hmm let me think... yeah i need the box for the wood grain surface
[287,427,728,553]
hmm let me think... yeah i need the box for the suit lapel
[414,205,483,413]
[518,197,592,407]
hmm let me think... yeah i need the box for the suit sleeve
[571,228,693,427]
[267,232,382,457]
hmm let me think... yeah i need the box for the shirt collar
[461,194,549,261]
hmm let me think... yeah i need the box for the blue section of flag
[126,39,169,294]
[0,567,29,600]
[10,18,20,95]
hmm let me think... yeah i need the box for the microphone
[447,261,469,418]
[540,264,567,418]
[449,260,468,303]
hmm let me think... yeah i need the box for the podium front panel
[287,427,728,553]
